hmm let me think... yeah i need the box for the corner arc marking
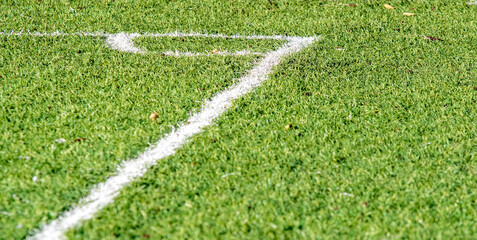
[19,31,319,240]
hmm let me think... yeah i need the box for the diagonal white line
[23,33,317,240]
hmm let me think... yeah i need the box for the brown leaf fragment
[211,49,219,54]
[424,36,444,41]
[284,124,298,130]
[149,112,159,121]
[384,4,395,9]
[73,138,86,142]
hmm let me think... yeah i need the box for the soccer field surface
[1,1,476,239]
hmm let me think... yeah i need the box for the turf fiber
[0,0,476,239]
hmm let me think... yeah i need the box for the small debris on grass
[19,156,30,160]
[424,36,444,41]
[149,112,159,121]
[73,138,86,142]
[211,49,219,54]
[184,202,193,208]
[32,176,38,182]
[1,211,12,216]
[222,172,241,178]
[55,138,66,144]
[363,202,368,207]
[403,12,415,16]
[340,192,354,197]
[12,194,20,200]
[384,4,395,9]
[335,47,345,51]
[284,124,297,130]
[16,223,23,229]
[338,3,357,7]
[142,234,150,239]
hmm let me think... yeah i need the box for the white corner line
[104,32,295,55]
[105,33,145,53]
[0,30,297,55]
[22,32,319,240]
[158,50,264,57]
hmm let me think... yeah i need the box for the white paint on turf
[1,31,285,56]
[159,50,263,57]
[105,33,264,56]
[105,32,283,56]
[105,33,144,53]
[0,30,301,41]
[13,31,318,240]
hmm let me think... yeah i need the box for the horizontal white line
[2,31,295,56]
[0,30,305,41]
[158,50,263,57]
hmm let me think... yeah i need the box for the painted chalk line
[105,33,265,56]
[159,50,263,57]
[0,30,301,41]
[20,32,318,240]
[1,31,288,56]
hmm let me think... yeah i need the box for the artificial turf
[0,0,476,239]
[0,34,268,239]
[134,36,285,54]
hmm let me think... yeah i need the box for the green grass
[134,36,285,54]
[1,0,476,239]
[0,35,266,239]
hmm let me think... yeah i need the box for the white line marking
[105,33,267,56]
[0,31,287,56]
[105,33,144,53]
[159,50,263,57]
[0,30,299,41]
[9,31,318,239]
